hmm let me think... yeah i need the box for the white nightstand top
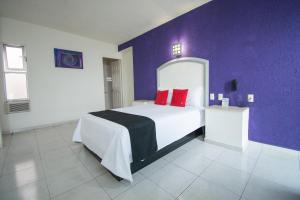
[206,105,249,112]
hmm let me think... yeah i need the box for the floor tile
[54,180,110,200]
[76,148,107,177]
[0,157,4,177]
[2,134,12,147]
[2,124,300,200]
[46,165,93,197]
[243,141,262,159]
[259,149,299,168]
[96,171,144,199]
[6,144,40,159]
[179,137,205,151]
[149,163,196,197]
[0,180,50,200]
[216,149,257,173]
[139,158,169,178]
[79,154,107,177]
[0,146,8,159]
[191,142,224,160]
[173,152,212,175]
[201,162,250,195]
[262,143,299,159]
[178,177,240,200]
[35,126,61,136]
[10,130,36,142]
[114,179,173,200]
[0,147,8,176]
[42,155,82,178]
[40,146,74,161]
[243,175,300,200]
[0,165,44,193]
[253,153,300,191]
[2,155,43,176]
[38,138,67,153]
[68,142,83,154]
[163,148,188,162]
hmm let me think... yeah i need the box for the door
[111,60,122,108]
[103,60,113,109]
[120,47,134,107]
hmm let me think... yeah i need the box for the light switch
[210,93,215,100]
[218,93,223,101]
[248,94,254,102]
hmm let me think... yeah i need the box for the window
[2,44,29,101]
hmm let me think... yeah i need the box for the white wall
[0,17,121,132]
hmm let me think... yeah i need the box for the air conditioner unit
[5,101,30,114]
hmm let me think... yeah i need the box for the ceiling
[0,0,212,44]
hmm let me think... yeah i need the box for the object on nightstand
[221,98,229,107]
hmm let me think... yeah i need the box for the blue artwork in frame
[54,48,83,69]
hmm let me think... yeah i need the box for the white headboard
[157,57,209,107]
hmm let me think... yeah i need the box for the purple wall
[119,0,300,150]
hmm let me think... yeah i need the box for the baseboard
[204,138,246,152]
[2,119,78,134]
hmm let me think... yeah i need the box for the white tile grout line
[34,129,52,199]
[140,144,220,200]
[238,144,263,200]
[0,131,50,196]
[122,140,251,200]
[93,175,114,200]
[132,173,179,200]
[36,128,102,199]
[180,142,263,200]
[0,137,10,177]
[3,126,299,199]
[110,173,150,200]
[174,158,216,200]
[53,178,101,199]
[64,139,114,200]
[48,133,96,198]
[143,150,198,199]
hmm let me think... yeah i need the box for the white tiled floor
[0,122,300,200]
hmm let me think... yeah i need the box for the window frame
[1,43,30,102]
[3,44,27,71]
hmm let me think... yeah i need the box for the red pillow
[155,90,169,105]
[171,89,189,107]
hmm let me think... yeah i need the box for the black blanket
[90,110,157,163]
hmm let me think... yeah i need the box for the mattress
[73,104,204,182]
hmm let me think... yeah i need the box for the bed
[73,57,209,182]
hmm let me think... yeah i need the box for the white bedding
[73,104,204,182]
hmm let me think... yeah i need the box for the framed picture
[54,48,83,69]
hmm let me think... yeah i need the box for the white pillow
[186,86,204,108]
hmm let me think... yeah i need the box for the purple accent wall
[118,0,300,150]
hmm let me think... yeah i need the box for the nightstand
[132,100,154,106]
[205,105,249,151]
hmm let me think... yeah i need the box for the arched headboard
[157,57,209,107]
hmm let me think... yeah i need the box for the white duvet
[73,104,204,182]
